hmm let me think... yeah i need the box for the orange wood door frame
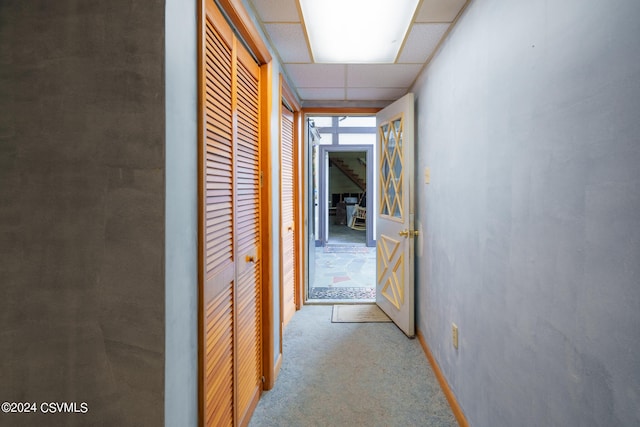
[280,104,296,329]
[259,64,278,391]
[280,76,302,323]
[291,95,304,311]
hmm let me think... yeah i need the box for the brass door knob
[398,229,419,238]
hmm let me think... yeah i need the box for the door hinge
[261,376,266,383]
[260,171,264,188]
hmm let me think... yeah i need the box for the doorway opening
[305,114,377,302]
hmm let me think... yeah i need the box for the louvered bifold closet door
[200,2,263,426]
[234,45,262,425]
[280,108,296,327]
[202,5,235,427]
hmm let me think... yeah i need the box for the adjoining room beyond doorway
[305,115,378,303]
[309,222,376,301]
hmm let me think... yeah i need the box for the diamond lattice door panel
[376,93,416,338]
[378,234,404,310]
[379,118,404,219]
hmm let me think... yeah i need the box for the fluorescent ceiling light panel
[299,0,419,63]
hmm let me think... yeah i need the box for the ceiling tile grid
[286,64,346,88]
[347,87,409,101]
[415,0,468,23]
[297,88,346,101]
[251,0,301,23]
[347,64,424,88]
[397,23,450,63]
[264,23,310,63]
[248,0,468,106]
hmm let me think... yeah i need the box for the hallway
[2,0,639,425]
[249,305,456,426]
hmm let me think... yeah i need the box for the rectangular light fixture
[299,0,420,64]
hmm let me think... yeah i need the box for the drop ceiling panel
[415,0,467,23]
[297,88,345,100]
[264,24,310,63]
[347,87,408,101]
[347,64,423,88]
[398,23,449,63]
[286,64,346,88]
[247,0,468,105]
[251,0,300,22]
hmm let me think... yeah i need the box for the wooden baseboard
[263,352,282,391]
[417,330,469,427]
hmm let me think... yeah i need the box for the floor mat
[331,304,391,323]
[309,287,375,300]
[323,245,371,254]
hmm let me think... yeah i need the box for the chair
[349,206,366,230]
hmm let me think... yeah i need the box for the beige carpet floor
[249,305,457,427]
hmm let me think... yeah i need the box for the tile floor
[308,223,376,302]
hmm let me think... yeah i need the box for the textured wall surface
[0,1,165,425]
[412,0,640,425]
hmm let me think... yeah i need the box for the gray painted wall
[165,0,198,425]
[0,1,165,425]
[412,0,640,425]
[267,63,283,367]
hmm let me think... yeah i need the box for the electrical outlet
[452,323,458,349]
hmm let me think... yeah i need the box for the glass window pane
[339,116,376,127]
[393,147,402,181]
[339,133,375,145]
[392,197,401,217]
[379,118,404,219]
[393,118,403,218]
[317,133,333,145]
[310,116,333,127]
[394,118,402,150]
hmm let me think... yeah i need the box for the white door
[376,93,416,337]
